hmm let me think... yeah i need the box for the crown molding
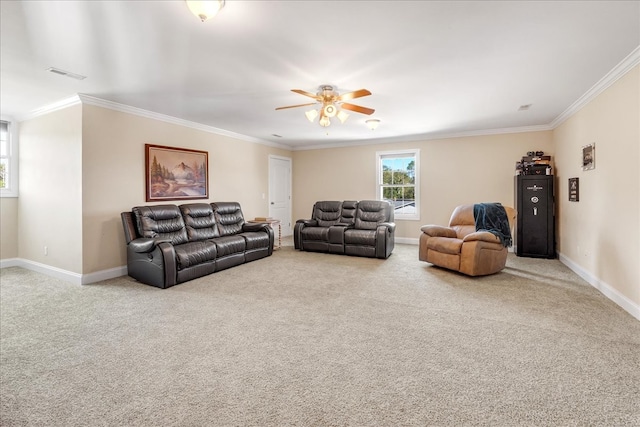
[550,45,640,129]
[18,95,82,122]
[76,94,290,150]
[291,124,553,151]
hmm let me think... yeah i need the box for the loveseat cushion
[312,201,343,227]
[344,229,376,246]
[340,201,358,225]
[354,200,392,230]
[301,227,330,241]
[174,241,217,270]
[133,205,188,245]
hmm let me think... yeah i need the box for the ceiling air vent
[46,67,87,80]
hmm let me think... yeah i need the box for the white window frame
[376,149,420,220]
[0,117,19,198]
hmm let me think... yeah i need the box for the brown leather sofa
[121,202,274,288]
[419,203,516,276]
[294,200,395,259]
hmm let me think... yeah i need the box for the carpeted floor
[1,240,639,426]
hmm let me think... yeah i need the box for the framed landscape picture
[145,144,208,202]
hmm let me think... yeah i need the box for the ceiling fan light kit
[305,109,318,122]
[323,104,337,117]
[276,85,375,128]
[186,0,225,22]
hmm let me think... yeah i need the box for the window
[376,149,420,220]
[0,119,18,197]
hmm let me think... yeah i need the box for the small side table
[249,219,281,250]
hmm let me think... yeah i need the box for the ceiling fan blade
[341,103,375,115]
[337,89,371,101]
[291,89,321,100]
[275,102,318,110]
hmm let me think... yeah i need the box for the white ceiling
[1,1,639,150]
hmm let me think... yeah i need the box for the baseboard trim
[0,258,20,268]
[81,266,128,285]
[397,237,419,245]
[0,258,128,286]
[558,252,640,321]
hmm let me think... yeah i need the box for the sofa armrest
[242,222,269,233]
[296,219,318,227]
[375,222,395,259]
[462,231,501,244]
[377,222,396,232]
[129,237,172,253]
[420,225,457,238]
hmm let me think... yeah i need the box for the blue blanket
[473,203,512,247]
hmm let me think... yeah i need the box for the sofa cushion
[133,205,188,245]
[212,202,245,237]
[241,231,270,250]
[174,241,217,270]
[180,203,218,241]
[212,235,246,257]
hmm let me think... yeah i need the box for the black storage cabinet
[514,175,555,258]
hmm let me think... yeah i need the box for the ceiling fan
[276,85,375,127]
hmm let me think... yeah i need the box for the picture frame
[582,143,595,171]
[145,144,208,202]
[568,177,579,202]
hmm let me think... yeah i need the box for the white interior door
[269,155,292,236]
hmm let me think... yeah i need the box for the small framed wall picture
[569,177,579,202]
[582,143,595,171]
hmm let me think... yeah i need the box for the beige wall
[553,65,639,307]
[81,105,291,273]
[0,197,18,259]
[292,131,553,239]
[18,105,83,273]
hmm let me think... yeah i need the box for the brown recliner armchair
[419,204,516,276]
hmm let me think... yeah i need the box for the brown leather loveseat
[121,202,274,288]
[294,200,395,259]
[419,203,515,276]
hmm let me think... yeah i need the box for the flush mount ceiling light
[276,85,374,128]
[186,0,225,22]
[365,119,380,130]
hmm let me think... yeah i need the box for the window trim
[0,117,19,198]
[376,148,420,221]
